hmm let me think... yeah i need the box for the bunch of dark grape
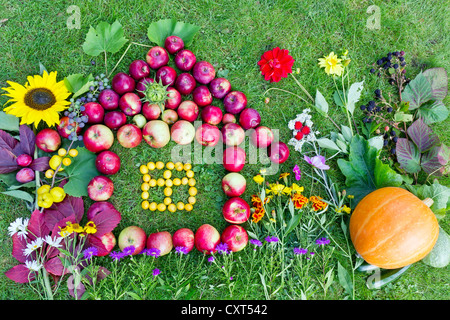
[369,51,410,89]
[381,126,398,155]
[63,74,111,141]
[360,94,392,123]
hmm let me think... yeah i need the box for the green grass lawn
[0,0,449,300]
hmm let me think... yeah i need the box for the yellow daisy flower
[253,174,265,185]
[291,183,304,194]
[318,52,344,76]
[2,71,71,128]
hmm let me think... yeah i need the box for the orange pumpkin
[350,187,439,269]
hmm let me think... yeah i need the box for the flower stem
[290,73,314,103]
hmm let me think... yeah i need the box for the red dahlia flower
[257,47,295,82]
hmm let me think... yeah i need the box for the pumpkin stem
[422,198,434,208]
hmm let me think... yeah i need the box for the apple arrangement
[221,123,245,146]
[16,168,35,183]
[194,224,221,255]
[57,116,82,139]
[82,102,105,124]
[172,228,195,253]
[161,109,179,125]
[192,61,216,84]
[209,77,231,99]
[87,175,114,201]
[221,225,248,252]
[103,111,127,130]
[195,123,222,147]
[117,124,142,148]
[239,108,261,130]
[97,232,117,257]
[142,102,162,120]
[147,231,173,256]
[98,89,120,110]
[177,100,199,122]
[112,72,135,95]
[164,35,184,54]
[174,49,196,71]
[222,197,250,224]
[171,120,195,145]
[192,85,213,107]
[83,124,114,153]
[268,141,290,164]
[175,73,196,96]
[16,154,33,167]
[129,59,150,80]
[119,92,142,116]
[223,91,247,114]
[146,46,169,69]
[143,120,171,148]
[132,114,147,128]
[201,105,223,125]
[156,66,177,86]
[118,226,147,255]
[250,125,274,148]
[221,172,246,197]
[96,150,121,175]
[222,113,236,124]
[222,146,246,172]
[165,87,182,109]
[36,128,61,153]
[136,77,154,98]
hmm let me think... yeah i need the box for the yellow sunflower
[318,52,344,76]
[2,71,71,128]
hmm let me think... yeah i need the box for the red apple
[97,232,117,256]
[143,120,171,148]
[146,231,173,256]
[129,59,150,80]
[221,225,248,252]
[221,172,246,197]
[175,73,196,96]
[201,105,223,125]
[194,224,221,255]
[165,87,182,110]
[156,66,177,86]
[87,175,114,201]
[223,91,247,114]
[192,85,213,107]
[174,49,196,71]
[177,100,199,122]
[161,109,178,125]
[222,197,250,224]
[250,126,274,148]
[221,123,245,146]
[195,123,222,147]
[36,128,61,153]
[146,46,169,69]
[16,168,35,183]
[119,92,142,116]
[103,111,127,130]
[171,120,195,145]
[164,35,184,54]
[172,228,195,253]
[83,124,114,153]
[192,61,216,85]
[96,150,121,175]
[268,141,290,164]
[57,116,82,139]
[209,77,231,99]
[136,77,154,98]
[118,226,147,255]
[112,72,135,95]
[239,108,261,130]
[117,124,142,148]
[82,102,104,124]
[223,146,246,172]
[98,89,120,110]
[222,113,237,124]
[142,102,162,120]
[16,154,33,167]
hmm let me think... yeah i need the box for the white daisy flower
[25,260,43,272]
[7,217,29,239]
[23,237,44,257]
[44,235,63,248]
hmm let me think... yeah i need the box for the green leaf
[314,90,329,116]
[406,179,450,218]
[82,20,128,56]
[0,111,19,132]
[337,261,353,297]
[417,100,449,124]
[333,90,345,107]
[63,147,99,197]
[422,67,448,101]
[147,19,200,47]
[64,74,95,99]
[395,138,422,174]
[402,71,433,110]
[1,190,34,203]
[345,81,364,115]
[374,158,403,188]
[316,138,340,152]
[393,111,413,122]
[421,227,450,268]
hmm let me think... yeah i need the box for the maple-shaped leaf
[86,201,121,237]
[82,20,128,56]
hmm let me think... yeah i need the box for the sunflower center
[24,88,56,110]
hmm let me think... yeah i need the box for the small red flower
[295,131,304,140]
[294,121,303,130]
[301,126,311,135]
[257,47,295,83]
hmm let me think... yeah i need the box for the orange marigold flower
[309,196,328,211]
[292,193,308,209]
[252,207,265,223]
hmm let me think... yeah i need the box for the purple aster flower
[316,237,330,246]
[83,247,99,260]
[265,236,279,243]
[152,268,160,277]
[293,247,308,255]
[208,256,215,263]
[144,248,161,258]
[175,246,189,255]
[110,251,125,261]
[304,155,330,170]
[250,239,262,247]
[216,243,230,255]
[122,245,135,256]
[293,164,301,180]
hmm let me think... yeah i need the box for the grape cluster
[63,74,110,141]
[360,94,392,123]
[369,51,410,86]
[382,126,398,155]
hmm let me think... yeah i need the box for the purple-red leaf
[45,255,68,277]
[13,125,35,156]
[407,118,439,153]
[421,144,450,176]
[396,138,421,173]
[86,201,121,237]
[44,195,84,231]
[29,156,50,172]
[11,233,29,263]
[4,264,34,284]
[28,209,51,240]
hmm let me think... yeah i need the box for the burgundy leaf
[44,195,84,231]
[86,201,121,236]
[12,125,35,156]
[0,129,19,152]
[421,144,450,176]
[49,215,77,239]
[407,118,439,153]
[67,274,86,299]
[27,209,50,240]
[4,264,34,284]
[86,234,108,256]
[396,138,421,174]
[45,255,68,277]
[0,148,19,174]
[11,233,30,263]
[29,156,50,172]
